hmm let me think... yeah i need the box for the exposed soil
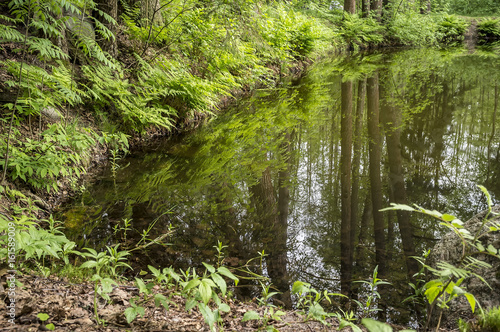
[464,19,479,52]
[0,273,356,332]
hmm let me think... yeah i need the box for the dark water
[59,47,500,325]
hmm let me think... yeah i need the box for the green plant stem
[424,278,453,331]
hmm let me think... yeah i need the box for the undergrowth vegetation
[478,18,500,43]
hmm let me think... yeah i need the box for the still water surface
[60,47,500,325]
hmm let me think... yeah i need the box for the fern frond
[0,24,24,42]
[27,36,69,60]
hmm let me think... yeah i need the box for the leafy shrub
[447,0,500,16]
[0,123,95,193]
[3,61,84,117]
[387,12,439,46]
[383,186,500,331]
[436,14,469,44]
[478,19,500,43]
[336,13,385,49]
[0,213,78,274]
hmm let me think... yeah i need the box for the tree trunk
[362,0,370,17]
[367,72,386,274]
[382,100,419,278]
[420,0,431,13]
[344,0,356,14]
[141,0,163,26]
[251,166,291,308]
[351,78,366,261]
[370,0,382,20]
[340,79,353,296]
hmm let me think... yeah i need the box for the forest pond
[58,47,500,325]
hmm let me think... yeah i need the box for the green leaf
[242,310,260,322]
[124,307,137,324]
[380,203,415,212]
[424,283,441,304]
[211,273,227,296]
[217,266,238,285]
[80,261,98,269]
[477,242,485,252]
[184,279,201,292]
[308,302,328,321]
[199,279,214,304]
[361,318,393,332]
[464,293,476,313]
[154,293,169,310]
[198,303,217,332]
[292,280,311,295]
[135,278,149,294]
[219,303,231,312]
[202,262,215,273]
[442,214,456,222]
[148,265,161,277]
[478,185,492,209]
[339,320,363,332]
[487,244,498,255]
[185,298,197,311]
[37,313,50,322]
[451,286,465,296]
[45,323,55,331]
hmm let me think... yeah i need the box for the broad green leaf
[148,265,161,277]
[477,242,485,252]
[219,303,231,312]
[361,318,393,332]
[211,273,227,296]
[425,279,442,289]
[124,307,137,324]
[154,293,169,310]
[80,261,98,269]
[380,203,414,212]
[487,244,498,255]
[184,279,201,292]
[478,185,492,208]
[217,266,238,285]
[185,298,197,311]
[45,323,55,331]
[198,303,217,332]
[135,278,149,294]
[442,214,456,222]
[37,313,50,322]
[308,302,327,320]
[425,286,441,304]
[451,286,465,296]
[199,279,213,304]
[340,320,363,332]
[292,280,311,295]
[464,293,476,313]
[202,262,215,273]
[242,310,260,322]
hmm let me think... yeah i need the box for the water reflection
[59,48,500,325]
